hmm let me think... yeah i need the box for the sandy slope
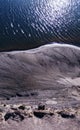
[0,43,80,99]
[0,43,80,130]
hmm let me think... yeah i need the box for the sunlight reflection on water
[0,0,80,50]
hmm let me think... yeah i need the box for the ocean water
[0,0,80,51]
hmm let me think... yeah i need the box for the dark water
[0,0,80,51]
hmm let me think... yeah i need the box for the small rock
[18,105,25,110]
[34,111,46,118]
[58,111,75,119]
[4,111,24,122]
[38,103,45,110]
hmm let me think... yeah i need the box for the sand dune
[0,43,80,130]
[0,43,80,101]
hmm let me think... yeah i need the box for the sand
[0,43,80,130]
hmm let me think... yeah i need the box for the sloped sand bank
[0,43,80,130]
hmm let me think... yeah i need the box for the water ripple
[0,0,80,50]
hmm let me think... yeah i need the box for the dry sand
[0,43,80,130]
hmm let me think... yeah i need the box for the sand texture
[0,43,80,130]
